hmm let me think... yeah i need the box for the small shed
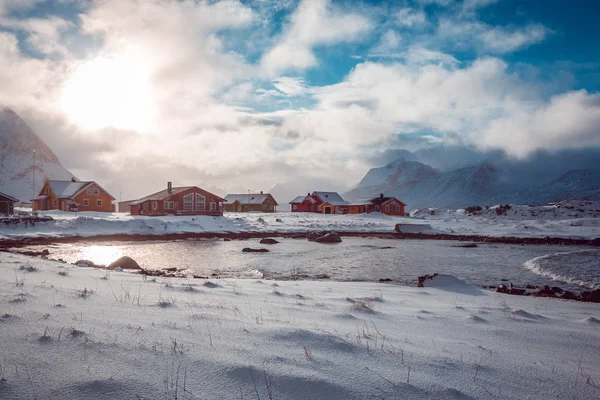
[0,192,19,216]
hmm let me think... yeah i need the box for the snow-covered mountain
[0,107,75,202]
[346,156,600,210]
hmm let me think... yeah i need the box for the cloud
[396,8,428,27]
[260,0,372,76]
[272,77,307,96]
[438,19,551,53]
[0,16,72,55]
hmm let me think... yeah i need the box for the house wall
[224,195,277,213]
[33,181,58,211]
[291,200,313,212]
[380,199,405,216]
[0,195,15,215]
[72,184,114,213]
[132,187,224,216]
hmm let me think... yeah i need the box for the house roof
[370,196,406,206]
[47,180,91,198]
[0,192,19,202]
[224,193,278,206]
[289,196,307,204]
[312,191,348,205]
[130,186,224,205]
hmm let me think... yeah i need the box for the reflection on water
[35,238,591,289]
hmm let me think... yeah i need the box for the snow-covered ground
[1,252,599,399]
[2,201,600,240]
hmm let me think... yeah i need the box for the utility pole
[32,150,36,210]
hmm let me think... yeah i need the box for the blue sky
[0,0,599,198]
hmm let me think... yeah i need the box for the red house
[129,182,224,216]
[289,193,317,212]
[348,194,406,216]
[290,191,349,214]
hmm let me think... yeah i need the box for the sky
[0,0,599,201]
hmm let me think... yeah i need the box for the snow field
[1,253,599,399]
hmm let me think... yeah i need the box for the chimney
[260,190,263,194]
[167,182,172,193]
[307,193,310,196]
[380,193,384,198]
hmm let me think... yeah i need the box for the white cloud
[369,30,401,57]
[260,0,372,76]
[396,8,428,27]
[0,16,72,55]
[438,19,551,53]
[272,77,307,96]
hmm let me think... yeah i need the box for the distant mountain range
[0,107,75,202]
[345,154,600,210]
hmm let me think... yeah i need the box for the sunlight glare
[59,51,156,132]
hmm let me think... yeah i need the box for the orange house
[33,179,116,212]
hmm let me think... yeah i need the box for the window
[183,194,193,211]
[152,201,158,210]
[45,187,50,195]
[165,201,174,210]
[93,188,99,195]
[83,199,89,207]
[52,199,57,208]
[87,188,93,195]
[195,193,205,211]
[263,204,267,210]
[97,199,103,207]
[385,205,390,213]
[292,205,297,210]
[396,205,400,212]
[210,202,216,211]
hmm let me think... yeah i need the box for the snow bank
[1,253,599,399]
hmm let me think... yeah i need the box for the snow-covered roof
[312,191,347,205]
[47,180,91,198]
[224,193,278,206]
[0,192,19,202]
[130,186,224,205]
[289,196,310,204]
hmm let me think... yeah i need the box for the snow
[1,204,600,240]
[1,252,599,399]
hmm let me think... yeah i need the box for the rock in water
[452,243,478,248]
[580,289,600,303]
[260,238,279,245]
[242,248,270,253]
[315,232,342,243]
[108,256,141,270]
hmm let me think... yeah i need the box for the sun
[59,50,156,132]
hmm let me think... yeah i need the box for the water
[28,238,598,290]
[524,249,600,290]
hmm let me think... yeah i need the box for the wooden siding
[33,181,115,212]
[131,187,224,216]
[0,194,16,215]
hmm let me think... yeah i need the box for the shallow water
[28,238,597,290]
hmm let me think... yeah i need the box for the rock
[260,238,280,245]
[315,232,342,244]
[314,274,330,279]
[509,288,526,295]
[591,238,600,246]
[276,218,283,222]
[550,286,564,294]
[75,259,97,268]
[223,238,231,242]
[307,232,324,241]
[534,288,556,298]
[242,248,270,253]
[163,267,178,272]
[291,234,305,239]
[41,249,50,256]
[580,289,600,303]
[108,256,141,270]
[561,291,578,300]
[378,278,393,282]
[452,243,478,248]
[495,284,510,294]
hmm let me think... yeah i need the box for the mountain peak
[0,108,75,201]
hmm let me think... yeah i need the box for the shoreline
[1,229,599,249]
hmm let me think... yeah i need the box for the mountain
[0,107,75,202]
[346,157,600,210]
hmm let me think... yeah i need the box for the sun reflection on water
[78,245,125,266]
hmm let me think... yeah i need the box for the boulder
[534,288,557,298]
[315,232,342,244]
[307,232,324,241]
[418,274,438,288]
[260,238,280,245]
[452,243,478,248]
[108,256,141,270]
[242,248,270,253]
[378,278,393,282]
[75,259,98,268]
[580,289,600,303]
